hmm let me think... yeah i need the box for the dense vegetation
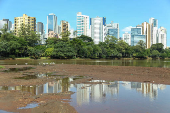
[0,24,170,59]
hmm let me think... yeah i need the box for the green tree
[60,31,71,41]
[77,35,93,42]
[18,23,40,47]
[151,50,160,59]
[51,41,75,59]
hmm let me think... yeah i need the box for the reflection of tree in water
[61,78,70,92]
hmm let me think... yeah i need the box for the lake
[0,59,170,68]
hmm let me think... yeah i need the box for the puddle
[2,67,35,72]
[0,110,13,113]
[14,72,68,80]
[0,77,169,112]
[18,102,38,109]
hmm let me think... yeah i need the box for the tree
[77,35,93,42]
[117,40,129,57]
[137,40,146,49]
[44,48,54,58]
[60,31,71,41]
[104,35,118,44]
[151,50,160,59]
[18,23,40,47]
[51,41,75,59]
[160,52,167,59]
[150,43,164,53]
[73,30,77,37]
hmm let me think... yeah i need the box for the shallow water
[0,77,170,112]
[1,59,170,68]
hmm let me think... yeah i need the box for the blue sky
[0,0,170,46]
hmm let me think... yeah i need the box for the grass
[0,66,5,69]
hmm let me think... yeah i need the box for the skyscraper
[0,19,12,32]
[76,12,90,37]
[36,22,44,34]
[46,13,57,34]
[90,16,106,44]
[158,27,167,49]
[131,26,146,46]
[106,21,119,39]
[149,18,158,45]
[36,22,45,44]
[14,14,36,36]
[123,32,131,45]
[141,22,151,48]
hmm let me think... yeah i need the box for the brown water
[1,59,170,68]
[0,76,170,113]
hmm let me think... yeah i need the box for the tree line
[0,24,169,59]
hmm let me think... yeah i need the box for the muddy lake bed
[0,59,170,113]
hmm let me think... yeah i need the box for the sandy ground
[0,64,170,113]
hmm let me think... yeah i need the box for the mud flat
[0,64,170,113]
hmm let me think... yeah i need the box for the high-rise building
[158,27,167,49]
[90,16,106,44]
[46,13,57,34]
[123,32,131,45]
[77,12,90,37]
[58,25,61,35]
[149,18,158,45]
[36,22,44,34]
[14,14,36,36]
[36,22,45,44]
[141,22,151,48]
[106,21,119,39]
[60,20,69,33]
[0,19,12,32]
[131,26,146,46]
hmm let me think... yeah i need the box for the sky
[0,0,170,46]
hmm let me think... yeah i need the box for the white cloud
[122,26,133,33]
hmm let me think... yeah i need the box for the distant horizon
[0,0,169,46]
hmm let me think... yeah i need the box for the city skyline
[0,0,169,46]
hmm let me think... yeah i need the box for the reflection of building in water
[122,81,166,100]
[91,80,105,102]
[0,78,72,95]
[76,80,119,106]
[104,81,119,96]
[76,84,91,106]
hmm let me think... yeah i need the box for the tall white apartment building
[90,16,106,44]
[149,18,158,45]
[76,12,90,37]
[158,27,167,49]
[123,32,131,45]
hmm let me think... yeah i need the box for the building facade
[77,12,90,37]
[36,22,45,44]
[14,14,36,36]
[46,13,57,34]
[106,21,119,39]
[149,18,158,45]
[90,17,106,44]
[131,27,146,46]
[60,20,69,33]
[141,22,151,48]
[0,19,12,32]
[158,27,167,49]
[123,32,131,45]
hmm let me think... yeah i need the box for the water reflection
[0,78,167,103]
[122,81,166,100]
